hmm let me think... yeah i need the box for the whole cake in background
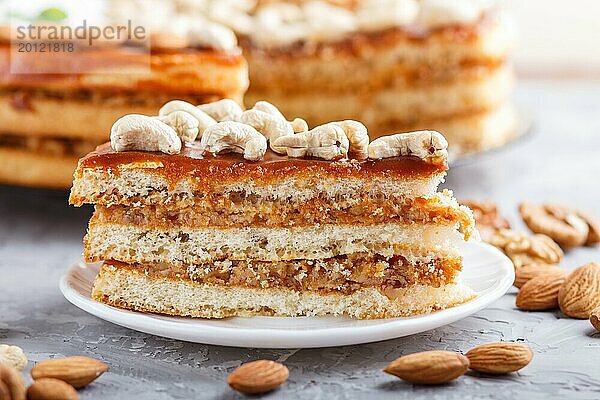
[0,5,247,189]
[70,99,476,319]
[171,0,517,158]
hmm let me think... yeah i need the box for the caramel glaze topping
[79,142,447,188]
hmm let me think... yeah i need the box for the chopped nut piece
[461,200,510,242]
[489,229,563,269]
[0,345,27,371]
[545,204,600,246]
[519,202,589,248]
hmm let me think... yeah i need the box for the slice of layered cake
[70,99,475,318]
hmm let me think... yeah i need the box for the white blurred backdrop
[3,0,600,78]
[504,0,600,78]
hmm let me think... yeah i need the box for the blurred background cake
[173,0,517,157]
[0,1,248,189]
[0,0,516,189]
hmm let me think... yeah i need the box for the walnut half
[519,202,594,248]
[489,229,563,269]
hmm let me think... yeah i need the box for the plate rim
[60,241,514,348]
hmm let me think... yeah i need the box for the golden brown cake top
[70,99,449,207]
[79,141,447,183]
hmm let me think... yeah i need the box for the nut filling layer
[94,192,472,229]
[105,253,461,296]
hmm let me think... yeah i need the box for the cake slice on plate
[70,99,475,319]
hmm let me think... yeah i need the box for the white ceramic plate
[60,241,513,348]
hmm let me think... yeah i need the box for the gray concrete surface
[0,80,599,399]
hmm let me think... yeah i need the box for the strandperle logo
[9,7,151,74]
[15,19,147,46]
[11,7,147,47]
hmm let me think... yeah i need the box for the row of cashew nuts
[110,99,448,161]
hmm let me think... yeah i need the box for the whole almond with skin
[558,262,600,318]
[516,274,567,310]
[27,378,79,400]
[227,360,288,394]
[466,343,533,374]
[514,263,567,288]
[0,363,26,400]
[31,356,108,389]
[590,307,600,331]
[383,350,469,385]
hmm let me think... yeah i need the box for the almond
[516,273,567,310]
[0,363,26,400]
[227,360,288,394]
[383,350,469,385]
[559,262,600,318]
[31,356,108,389]
[590,307,600,331]
[27,378,79,400]
[514,263,567,288]
[466,342,533,374]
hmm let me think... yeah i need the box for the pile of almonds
[462,200,600,331]
[0,345,107,400]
